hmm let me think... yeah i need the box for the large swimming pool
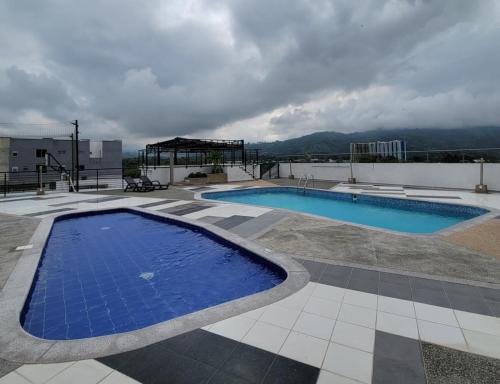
[203,187,488,234]
[21,210,285,340]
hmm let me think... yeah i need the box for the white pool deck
[1,184,500,384]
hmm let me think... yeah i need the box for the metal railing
[1,167,127,197]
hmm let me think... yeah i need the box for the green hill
[248,127,500,155]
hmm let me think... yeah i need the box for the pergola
[138,137,259,181]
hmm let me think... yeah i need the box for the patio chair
[140,175,169,190]
[123,176,155,192]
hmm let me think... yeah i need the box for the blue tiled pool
[21,210,286,340]
[203,187,488,234]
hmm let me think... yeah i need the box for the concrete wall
[143,164,259,184]
[279,162,500,191]
[143,166,211,184]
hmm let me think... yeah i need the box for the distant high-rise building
[350,140,407,161]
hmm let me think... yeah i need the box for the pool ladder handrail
[297,174,311,193]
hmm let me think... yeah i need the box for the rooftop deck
[1,180,500,383]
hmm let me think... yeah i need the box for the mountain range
[247,127,500,155]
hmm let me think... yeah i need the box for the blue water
[21,210,285,340]
[205,188,486,234]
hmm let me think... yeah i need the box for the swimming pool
[202,187,488,234]
[21,210,286,340]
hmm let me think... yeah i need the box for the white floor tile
[317,370,361,384]
[331,321,375,353]
[414,303,459,327]
[322,343,373,384]
[209,316,255,341]
[279,331,329,368]
[376,311,419,340]
[338,304,376,329]
[297,282,318,297]
[343,290,377,310]
[16,362,74,384]
[240,306,267,320]
[293,312,336,340]
[304,297,341,320]
[462,329,500,359]
[242,321,290,353]
[377,296,415,318]
[260,305,301,329]
[454,310,500,337]
[46,360,112,384]
[0,372,31,384]
[417,320,467,350]
[312,284,345,303]
[276,292,310,311]
[99,371,140,384]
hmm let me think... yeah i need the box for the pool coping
[196,186,499,238]
[0,207,309,364]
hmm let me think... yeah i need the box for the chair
[140,176,169,190]
[123,176,154,192]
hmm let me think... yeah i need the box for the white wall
[142,163,259,183]
[279,162,500,191]
[142,166,211,183]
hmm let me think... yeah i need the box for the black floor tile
[324,264,352,278]
[138,199,177,208]
[298,260,326,282]
[208,370,252,384]
[214,215,254,230]
[166,204,212,216]
[348,278,379,294]
[161,329,205,354]
[153,352,216,384]
[411,277,444,291]
[411,279,450,307]
[479,287,500,303]
[379,281,412,300]
[319,265,352,287]
[412,287,451,307]
[380,272,411,285]
[184,331,239,368]
[445,292,492,316]
[350,268,379,281]
[221,343,275,384]
[373,331,426,384]
[262,356,319,384]
[485,299,500,317]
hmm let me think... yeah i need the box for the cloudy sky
[1,0,499,149]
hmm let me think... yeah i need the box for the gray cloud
[0,0,499,146]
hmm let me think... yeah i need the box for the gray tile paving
[407,195,462,199]
[49,196,127,206]
[160,203,213,216]
[256,214,500,284]
[0,213,40,289]
[229,210,290,239]
[137,199,178,208]
[213,215,254,230]
[297,258,500,317]
[25,207,75,217]
[0,358,21,378]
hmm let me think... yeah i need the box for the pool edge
[0,207,309,364]
[197,186,498,237]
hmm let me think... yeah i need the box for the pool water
[21,211,285,340]
[204,188,487,234]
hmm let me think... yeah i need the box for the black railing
[1,167,128,197]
